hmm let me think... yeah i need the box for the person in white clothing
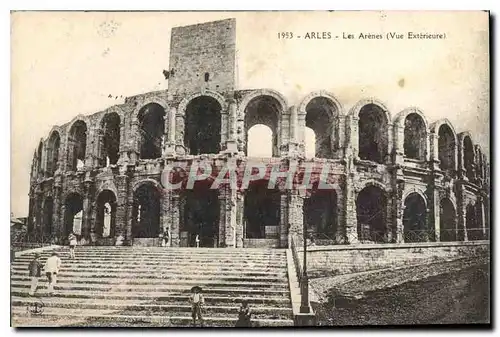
[68,232,77,260]
[195,234,200,248]
[44,251,61,295]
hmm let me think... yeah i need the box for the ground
[311,257,490,326]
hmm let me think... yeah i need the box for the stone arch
[350,98,391,164]
[431,119,458,172]
[440,197,457,242]
[402,188,428,209]
[299,91,343,159]
[465,201,482,240]
[177,90,226,117]
[356,179,391,194]
[131,98,169,120]
[356,184,388,243]
[394,107,429,161]
[95,189,117,240]
[304,189,339,238]
[475,145,484,180]
[98,110,121,167]
[241,90,287,157]
[63,192,84,238]
[459,132,475,181]
[132,178,163,195]
[137,103,166,159]
[36,140,44,176]
[403,192,429,242]
[66,117,88,171]
[183,95,223,155]
[46,130,61,176]
[96,181,119,201]
[132,179,162,238]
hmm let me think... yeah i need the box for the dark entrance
[440,198,456,242]
[43,197,54,237]
[64,193,84,238]
[244,180,281,239]
[304,190,338,239]
[182,185,220,247]
[356,186,387,243]
[132,184,161,238]
[403,193,429,243]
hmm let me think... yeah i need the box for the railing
[306,228,490,246]
[290,235,303,290]
[11,232,55,252]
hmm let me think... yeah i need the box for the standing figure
[68,232,77,260]
[195,234,200,248]
[190,286,204,326]
[235,300,252,327]
[163,228,170,247]
[28,253,42,296]
[44,251,61,295]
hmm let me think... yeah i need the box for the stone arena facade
[27,19,490,248]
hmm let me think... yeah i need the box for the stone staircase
[11,246,294,327]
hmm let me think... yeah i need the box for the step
[11,281,291,295]
[12,270,287,281]
[12,297,292,317]
[11,276,288,288]
[11,289,292,306]
[12,261,287,269]
[11,307,294,327]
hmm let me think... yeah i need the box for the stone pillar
[82,176,94,243]
[431,188,440,242]
[34,191,43,238]
[297,111,306,156]
[349,115,360,161]
[114,172,129,245]
[129,119,140,163]
[335,183,346,244]
[175,112,186,155]
[288,192,304,245]
[84,123,95,168]
[170,193,181,247]
[344,173,358,243]
[394,179,405,243]
[336,116,346,159]
[235,191,245,248]
[218,188,227,247]
[225,99,238,153]
[288,106,300,156]
[457,184,468,241]
[59,204,66,242]
[393,122,405,165]
[164,107,176,156]
[280,193,289,248]
[126,192,134,244]
[223,187,238,247]
[117,121,129,165]
[478,196,486,239]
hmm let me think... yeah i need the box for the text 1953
[278,32,294,39]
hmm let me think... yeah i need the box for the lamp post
[299,211,310,313]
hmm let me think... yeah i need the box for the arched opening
[304,190,337,239]
[244,95,282,157]
[99,112,121,167]
[96,190,117,240]
[356,185,387,243]
[305,97,337,158]
[132,183,161,238]
[43,197,54,237]
[304,127,316,159]
[181,181,220,247]
[404,113,427,160]
[36,141,43,176]
[466,203,482,241]
[440,198,456,242]
[463,136,474,181]
[403,193,428,242]
[67,120,88,171]
[138,103,165,159]
[358,104,388,163]
[184,96,222,155]
[244,180,281,239]
[64,193,84,238]
[247,124,273,157]
[438,124,456,172]
[46,132,61,176]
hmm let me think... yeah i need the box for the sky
[11,11,490,217]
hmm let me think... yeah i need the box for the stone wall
[300,241,490,277]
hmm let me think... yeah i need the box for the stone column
[288,192,304,245]
[394,179,405,243]
[288,106,300,157]
[225,99,238,153]
[126,192,134,245]
[129,119,140,163]
[175,112,186,155]
[218,188,227,247]
[170,193,181,247]
[114,172,129,245]
[59,204,66,242]
[431,189,440,242]
[349,115,360,161]
[457,184,468,241]
[224,187,238,247]
[82,176,94,243]
[34,191,43,238]
[280,193,289,248]
[393,122,405,165]
[117,121,129,165]
[478,196,486,239]
[164,107,176,156]
[235,191,245,248]
[344,173,358,244]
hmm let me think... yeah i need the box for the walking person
[190,286,204,326]
[44,251,61,295]
[28,253,42,296]
[68,232,77,260]
[235,300,252,327]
